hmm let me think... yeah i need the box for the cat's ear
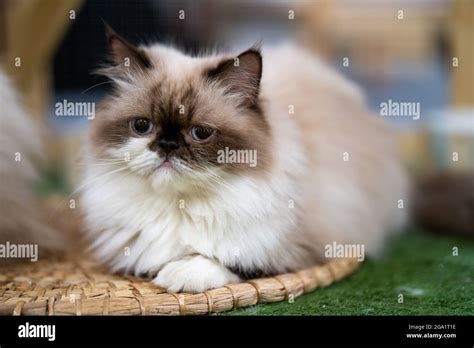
[208,48,262,110]
[104,23,151,72]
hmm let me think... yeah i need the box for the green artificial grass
[224,231,474,315]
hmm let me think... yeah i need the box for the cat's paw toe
[152,255,240,292]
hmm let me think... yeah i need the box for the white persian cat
[80,26,409,292]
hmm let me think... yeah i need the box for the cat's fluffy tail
[413,171,474,238]
[0,69,65,258]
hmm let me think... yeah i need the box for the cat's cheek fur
[106,137,161,172]
[152,255,240,292]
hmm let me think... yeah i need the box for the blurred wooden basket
[0,257,359,315]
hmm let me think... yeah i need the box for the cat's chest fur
[81,163,303,277]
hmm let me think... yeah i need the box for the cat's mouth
[154,158,176,172]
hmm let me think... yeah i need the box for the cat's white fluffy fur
[81,44,409,292]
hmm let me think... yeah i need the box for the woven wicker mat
[0,257,359,315]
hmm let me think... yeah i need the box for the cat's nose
[158,138,180,153]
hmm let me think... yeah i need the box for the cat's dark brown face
[90,26,272,190]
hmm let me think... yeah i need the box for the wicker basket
[0,257,359,315]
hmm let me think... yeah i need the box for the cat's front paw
[153,255,240,292]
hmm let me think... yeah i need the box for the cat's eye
[190,126,215,142]
[130,118,154,135]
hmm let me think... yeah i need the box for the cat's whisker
[206,171,240,195]
[74,160,129,169]
[80,81,114,94]
[79,162,125,167]
[190,163,239,195]
[69,166,130,197]
[81,155,132,162]
[207,175,238,195]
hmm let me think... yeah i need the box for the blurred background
[0,0,473,195]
